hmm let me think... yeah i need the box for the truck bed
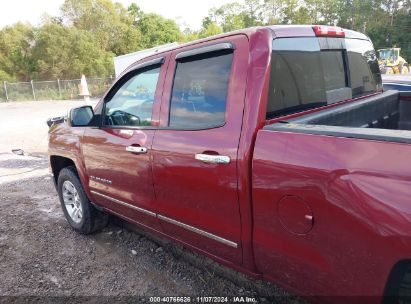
[253,91,411,299]
[266,90,411,144]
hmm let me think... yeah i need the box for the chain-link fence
[0,83,6,102]
[0,76,115,102]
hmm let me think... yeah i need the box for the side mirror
[69,106,94,127]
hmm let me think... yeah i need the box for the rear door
[82,56,168,231]
[151,35,249,263]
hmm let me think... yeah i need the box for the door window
[169,51,233,129]
[105,66,160,127]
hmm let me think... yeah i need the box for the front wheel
[57,166,108,234]
[401,65,410,75]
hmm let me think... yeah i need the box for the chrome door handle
[195,154,231,164]
[126,146,148,154]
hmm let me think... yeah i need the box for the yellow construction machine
[378,48,410,75]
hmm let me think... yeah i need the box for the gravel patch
[0,152,305,303]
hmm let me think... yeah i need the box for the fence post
[30,80,36,101]
[57,79,62,99]
[3,81,8,102]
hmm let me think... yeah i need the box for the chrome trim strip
[91,191,238,248]
[91,191,156,217]
[157,215,238,248]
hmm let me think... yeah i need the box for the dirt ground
[0,99,97,155]
[0,101,304,303]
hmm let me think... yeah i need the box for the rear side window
[346,39,382,97]
[169,51,233,129]
[266,37,382,119]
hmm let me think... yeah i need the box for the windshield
[266,37,382,119]
[378,49,398,61]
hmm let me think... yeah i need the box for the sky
[0,0,235,30]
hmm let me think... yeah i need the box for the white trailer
[113,42,179,77]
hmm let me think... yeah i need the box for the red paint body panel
[151,34,249,263]
[48,25,409,302]
[82,127,161,230]
[236,28,274,271]
[252,130,411,300]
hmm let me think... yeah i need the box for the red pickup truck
[48,25,411,303]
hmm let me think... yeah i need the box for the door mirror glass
[69,106,94,127]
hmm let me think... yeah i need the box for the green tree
[243,0,264,26]
[319,0,339,25]
[280,0,312,24]
[2,0,411,82]
[0,23,35,81]
[208,3,246,31]
[61,0,142,55]
[135,13,181,48]
[181,28,200,42]
[199,22,223,38]
[264,0,287,24]
[0,0,187,82]
[32,22,114,79]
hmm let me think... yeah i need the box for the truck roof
[122,25,370,77]
[268,25,369,40]
[160,25,370,54]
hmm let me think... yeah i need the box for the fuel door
[277,195,314,235]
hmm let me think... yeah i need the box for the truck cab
[49,25,411,303]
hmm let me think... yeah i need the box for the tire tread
[57,166,108,234]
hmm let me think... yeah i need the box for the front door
[82,58,166,231]
[151,35,249,263]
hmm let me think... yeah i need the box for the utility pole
[3,81,8,102]
[31,80,36,101]
[57,79,62,99]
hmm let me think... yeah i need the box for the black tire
[401,64,410,75]
[57,166,108,234]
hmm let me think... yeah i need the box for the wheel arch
[49,155,76,186]
[383,259,411,303]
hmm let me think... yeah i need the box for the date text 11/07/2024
[149,296,258,303]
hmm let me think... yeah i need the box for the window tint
[267,38,349,119]
[105,67,160,127]
[169,51,233,128]
[346,39,382,97]
[266,37,382,119]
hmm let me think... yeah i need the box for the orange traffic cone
[79,74,91,103]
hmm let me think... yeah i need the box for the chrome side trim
[157,215,238,248]
[91,191,156,217]
[91,190,238,248]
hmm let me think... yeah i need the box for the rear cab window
[266,37,382,119]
